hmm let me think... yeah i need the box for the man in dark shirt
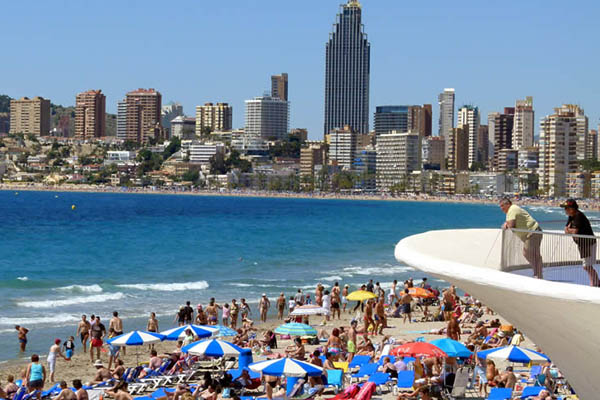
[562,199,600,286]
[90,316,106,363]
[366,279,374,293]
[183,301,194,325]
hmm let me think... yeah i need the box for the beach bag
[354,382,376,400]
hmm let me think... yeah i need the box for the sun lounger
[348,355,371,370]
[11,386,27,400]
[333,361,349,372]
[520,386,545,398]
[324,369,344,393]
[393,370,415,394]
[367,372,391,394]
[350,363,377,382]
[487,387,512,400]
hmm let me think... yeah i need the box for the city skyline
[2,0,599,140]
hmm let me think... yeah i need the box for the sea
[0,190,578,363]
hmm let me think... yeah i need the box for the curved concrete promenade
[395,228,600,400]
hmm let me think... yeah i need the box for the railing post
[500,228,506,271]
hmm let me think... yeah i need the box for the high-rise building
[161,103,184,136]
[568,105,588,161]
[421,136,445,170]
[271,73,288,101]
[75,89,106,139]
[195,103,233,136]
[300,141,327,178]
[374,105,431,136]
[117,100,127,141]
[324,0,370,135]
[438,88,455,155]
[457,105,480,168]
[328,125,358,171]
[448,127,469,171]
[489,108,515,169]
[125,88,162,143]
[245,96,289,139]
[539,105,580,197]
[497,149,518,172]
[171,116,197,140]
[477,125,489,167]
[9,96,50,136]
[376,131,421,191]
[589,129,599,161]
[513,97,534,149]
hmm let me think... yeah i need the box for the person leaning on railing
[499,197,543,279]
[561,198,600,287]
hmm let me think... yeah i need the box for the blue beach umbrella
[182,339,245,357]
[107,330,165,346]
[248,357,323,377]
[160,324,217,341]
[430,338,472,358]
[212,325,238,337]
[274,322,317,336]
[477,345,550,364]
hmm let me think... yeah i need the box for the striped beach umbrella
[248,357,323,377]
[290,305,329,316]
[160,324,217,341]
[107,330,165,346]
[182,339,245,357]
[477,345,550,364]
[274,322,317,336]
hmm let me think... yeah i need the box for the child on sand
[63,336,75,360]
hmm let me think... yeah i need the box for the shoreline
[1,183,594,210]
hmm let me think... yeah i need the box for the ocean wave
[17,293,125,308]
[340,265,415,276]
[318,275,343,282]
[55,284,103,293]
[17,277,28,281]
[228,283,275,288]
[117,281,209,291]
[0,313,80,327]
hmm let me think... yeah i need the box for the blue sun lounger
[487,387,512,400]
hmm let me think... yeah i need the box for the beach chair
[332,361,348,372]
[393,370,415,395]
[348,355,371,370]
[487,387,512,400]
[520,386,545,398]
[11,386,27,400]
[447,366,470,398]
[324,369,344,393]
[367,372,392,394]
[350,363,377,382]
[22,390,41,400]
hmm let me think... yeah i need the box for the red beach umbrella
[390,342,448,358]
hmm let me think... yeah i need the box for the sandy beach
[0,300,536,400]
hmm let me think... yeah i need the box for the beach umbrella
[477,345,550,364]
[430,338,472,358]
[182,339,245,357]
[408,287,436,299]
[212,325,238,337]
[107,330,165,346]
[290,305,329,316]
[391,342,447,358]
[346,290,377,302]
[160,324,217,341]
[274,322,317,336]
[248,357,323,377]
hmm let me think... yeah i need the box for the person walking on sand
[276,293,286,320]
[401,289,412,324]
[109,311,125,355]
[331,283,341,320]
[499,197,543,278]
[47,339,66,382]
[259,294,270,323]
[77,315,91,353]
[341,284,349,313]
[562,199,600,286]
[89,316,106,363]
[15,325,29,352]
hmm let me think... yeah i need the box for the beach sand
[0,304,534,400]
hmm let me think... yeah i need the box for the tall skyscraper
[324,0,370,135]
[513,97,534,149]
[421,104,433,137]
[374,105,431,137]
[125,88,162,144]
[117,100,127,141]
[271,73,288,101]
[9,96,50,136]
[448,127,469,171]
[438,88,455,155]
[457,105,480,168]
[539,105,580,197]
[195,103,233,135]
[376,131,421,191]
[488,108,515,169]
[245,96,289,139]
[477,125,490,167]
[75,90,106,139]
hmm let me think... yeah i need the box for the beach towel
[327,383,360,400]
[353,382,376,400]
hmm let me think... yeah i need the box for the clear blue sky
[3,0,599,139]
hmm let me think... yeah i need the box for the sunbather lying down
[397,385,433,400]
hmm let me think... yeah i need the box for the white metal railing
[501,228,600,286]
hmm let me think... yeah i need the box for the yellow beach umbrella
[346,290,377,302]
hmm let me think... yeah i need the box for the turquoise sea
[0,190,574,362]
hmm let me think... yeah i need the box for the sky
[3,0,599,140]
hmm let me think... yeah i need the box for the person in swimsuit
[347,320,358,362]
[341,284,349,313]
[25,354,46,397]
[259,294,270,323]
[331,282,341,320]
[205,298,221,325]
[401,289,413,324]
[147,312,159,332]
[4,375,19,400]
[263,375,280,400]
[363,299,375,333]
[89,317,106,363]
[73,380,88,400]
[276,293,286,320]
[63,336,75,360]
[195,306,208,325]
[15,325,29,352]
[230,300,240,329]
[54,381,76,400]
[77,315,91,353]
[222,304,231,326]
[105,380,133,400]
[240,298,251,320]
[109,312,124,357]
[324,328,343,360]
[47,338,67,382]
